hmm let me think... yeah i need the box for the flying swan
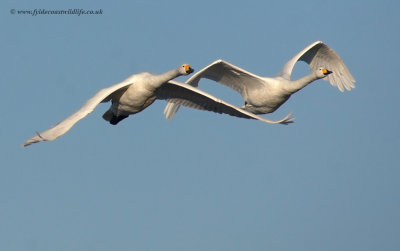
[164,41,355,119]
[22,64,292,147]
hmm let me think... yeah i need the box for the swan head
[317,67,333,78]
[179,64,194,75]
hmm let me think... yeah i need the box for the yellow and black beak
[322,68,333,76]
[185,65,194,74]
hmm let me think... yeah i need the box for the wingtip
[21,139,37,148]
[21,132,47,148]
[21,139,35,148]
[279,113,295,125]
[281,117,295,125]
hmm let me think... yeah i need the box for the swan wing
[278,41,355,92]
[164,59,266,119]
[158,80,294,125]
[186,59,265,95]
[22,79,134,147]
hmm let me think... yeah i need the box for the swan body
[164,41,355,119]
[22,64,194,147]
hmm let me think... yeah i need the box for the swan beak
[322,68,333,76]
[185,65,194,74]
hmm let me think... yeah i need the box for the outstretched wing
[185,59,265,96]
[277,41,355,92]
[164,59,266,120]
[157,80,294,125]
[22,79,134,147]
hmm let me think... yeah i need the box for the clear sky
[1,0,399,250]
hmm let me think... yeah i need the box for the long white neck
[285,71,320,94]
[150,68,182,89]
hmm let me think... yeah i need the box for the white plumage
[23,64,193,147]
[164,41,355,119]
[22,64,292,147]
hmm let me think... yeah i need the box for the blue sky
[1,0,399,250]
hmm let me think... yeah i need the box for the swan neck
[288,72,319,94]
[147,68,182,89]
[159,68,181,83]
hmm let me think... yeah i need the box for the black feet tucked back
[109,115,128,125]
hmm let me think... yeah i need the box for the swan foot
[110,115,128,125]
